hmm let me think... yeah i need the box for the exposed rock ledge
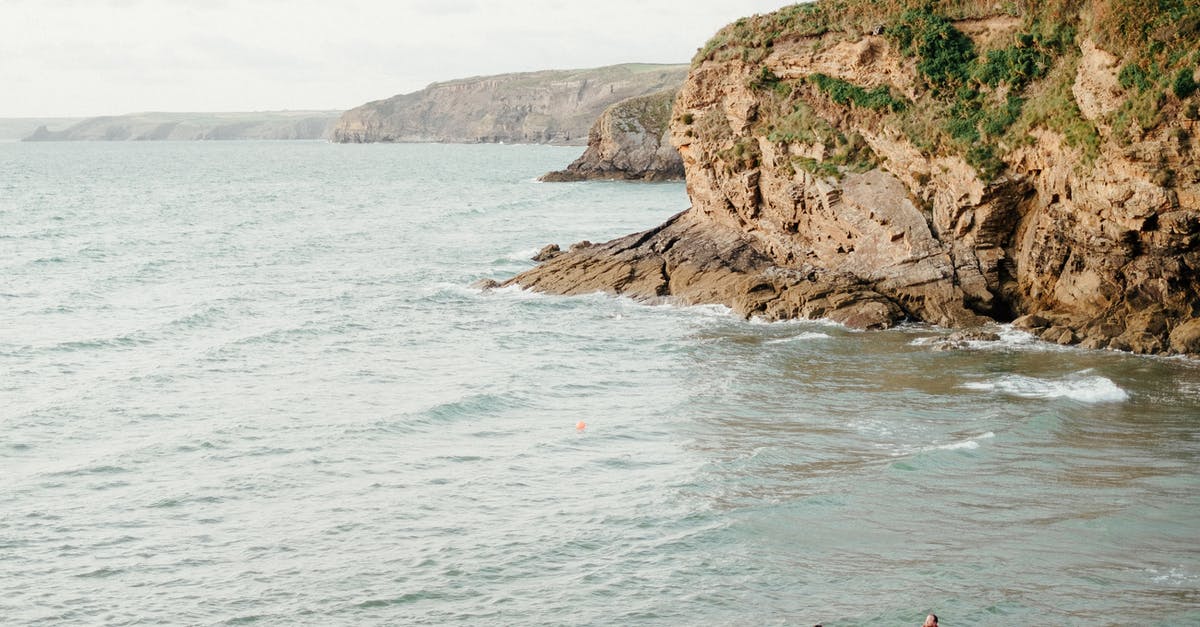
[505,2,1200,357]
[540,89,685,182]
[503,210,903,328]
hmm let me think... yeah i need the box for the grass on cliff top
[695,0,1019,63]
[716,0,1199,180]
[612,90,677,135]
[695,0,1196,66]
[699,0,1199,112]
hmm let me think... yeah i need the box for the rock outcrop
[21,111,341,141]
[506,1,1200,356]
[0,118,84,141]
[540,89,685,182]
[331,64,688,145]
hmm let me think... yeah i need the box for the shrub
[977,45,1052,89]
[792,156,841,178]
[967,144,1007,180]
[1173,67,1198,99]
[749,66,782,91]
[1119,64,1151,92]
[810,73,908,112]
[886,8,976,90]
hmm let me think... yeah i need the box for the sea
[1,141,1197,626]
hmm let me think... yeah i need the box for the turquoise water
[1,141,1197,625]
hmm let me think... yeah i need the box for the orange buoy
[576,420,587,431]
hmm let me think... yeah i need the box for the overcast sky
[0,0,797,117]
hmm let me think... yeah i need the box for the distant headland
[330,63,688,146]
[20,111,343,142]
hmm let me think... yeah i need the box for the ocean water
[1,141,1197,626]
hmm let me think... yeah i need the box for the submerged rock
[931,329,1003,351]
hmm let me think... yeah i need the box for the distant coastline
[16,111,342,142]
[0,117,85,141]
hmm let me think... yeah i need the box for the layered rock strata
[506,2,1200,356]
[540,89,684,182]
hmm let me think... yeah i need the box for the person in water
[923,614,939,626]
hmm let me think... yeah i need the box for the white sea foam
[962,371,1129,402]
[909,325,1051,351]
[485,283,547,300]
[421,282,483,299]
[765,332,832,344]
[647,301,735,318]
[934,431,995,451]
[890,432,995,457]
[748,315,848,329]
[1147,567,1198,585]
[501,247,540,262]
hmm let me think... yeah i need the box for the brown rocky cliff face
[507,8,1200,356]
[540,89,685,182]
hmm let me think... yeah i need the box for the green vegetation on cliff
[612,90,676,136]
[699,0,1200,180]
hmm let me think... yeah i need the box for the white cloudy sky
[0,0,796,117]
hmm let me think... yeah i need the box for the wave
[482,283,544,299]
[932,431,995,451]
[748,315,847,329]
[909,325,1043,350]
[48,334,153,352]
[366,391,533,435]
[892,432,997,458]
[764,332,832,344]
[961,371,1129,403]
[498,247,540,262]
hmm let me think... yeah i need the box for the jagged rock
[532,244,562,262]
[948,330,1002,343]
[1041,326,1077,345]
[540,89,685,182]
[332,64,687,145]
[1013,314,1053,332]
[507,2,1199,356]
[930,329,1002,351]
[472,278,501,291]
[503,211,903,329]
[1169,319,1200,355]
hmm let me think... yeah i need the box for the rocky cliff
[22,111,342,141]
[331,64,688,145]
[540,89,684,182]
[506,1,1200,357]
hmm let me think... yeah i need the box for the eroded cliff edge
[507,1,1200,356]
[540,89,685,182]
